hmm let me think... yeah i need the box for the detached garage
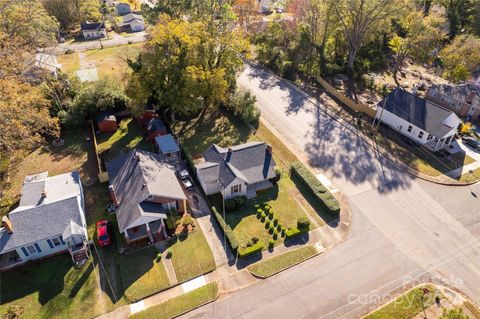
[96,113,118,133]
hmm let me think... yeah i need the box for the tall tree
[439,34,480,83]
[435,0,474,37]
[388,10,447,83]
[127,14,248,123]
[332,0,405,72]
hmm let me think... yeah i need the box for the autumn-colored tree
[389,10,447,83]
[0,79,60,154]
[127,14,248,124]
[439,34,480,83]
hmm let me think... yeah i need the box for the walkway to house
[445,140,480,178]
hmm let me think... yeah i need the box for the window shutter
[59,235,65,245]
[21,247,29,257]
[47,239,54,249]
[34,243,41,252]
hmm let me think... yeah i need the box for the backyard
[57,43,143,79]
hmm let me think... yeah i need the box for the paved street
[179,64,480,319]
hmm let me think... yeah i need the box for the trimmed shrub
[264,205,271,211]
[290,161,340,215]
[268,211,274,219]
[260,211,266,218]
[297,217,310,229]
[272,233,278,240]
[256,212,262,219]
[273,217,279,226]
[261,216,266,222]
[268,239,275,249]
[273,167,282,182]
[166,249,173,258]
[238,242,264,258]
[254,204,260,209]
[285,227,308,240]
[234,196,246,206]
[252,236,259,244]
[257,209,264,214]
[268,226,274,234]
[265,221,270,229]
[277,224,282,231]
[225,199,237,212]
[211,206,239,251]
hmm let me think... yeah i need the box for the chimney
[136,154,140,162]
[266,144,272,155]
[466,90,475,104]
[2,216,13,234]
[226,147,232,162]
[109,185,119,206]
[41,189,47,198]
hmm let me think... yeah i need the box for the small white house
[81,22,107,40]
[0,172,89,271]
[195,142,276,199]
[120,13,145,32]
[375,88,461,152]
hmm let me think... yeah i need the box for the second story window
[418,131,424,139]
[407,125,413,133]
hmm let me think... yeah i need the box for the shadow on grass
[290,174,338,227]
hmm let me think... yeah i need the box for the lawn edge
[169,282,219,319]
[247,245,321,279]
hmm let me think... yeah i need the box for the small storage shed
[155,134,181,163]
[147,118,167,142]
[96,113,118,133]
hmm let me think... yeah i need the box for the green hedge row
[285,227,308,240]
[290,162,340,215]
[211,206,239,252]
[238,242,264,258]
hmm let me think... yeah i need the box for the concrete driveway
[446,139,480,178]
[179,64,480,319]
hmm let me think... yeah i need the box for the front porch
[125,219,168,245]
[246,180,274,199]
[0,250,23,271]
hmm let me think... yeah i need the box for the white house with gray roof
[195,142,276,199]
[106,149,187,244]
[0,172,88,271]
[375,88,461,152]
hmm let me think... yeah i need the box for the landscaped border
[247,246,319,278]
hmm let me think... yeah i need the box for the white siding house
[120,13,145,32]
[375,88,461,152]
[81,22,107,40]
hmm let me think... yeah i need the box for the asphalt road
[181,64,480,319]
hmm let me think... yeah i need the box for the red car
[96,220,112,247]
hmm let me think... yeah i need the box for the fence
[316,76,376,118]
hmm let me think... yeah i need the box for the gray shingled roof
[430,83,480,107]
[155,134,179,155]
[198,142,276,187]
[0,196,82,253]
[380,88,457,137]
[106,149,186,232]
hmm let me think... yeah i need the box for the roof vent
[41,189,47,198]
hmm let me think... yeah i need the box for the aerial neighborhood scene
[2,0,480,318]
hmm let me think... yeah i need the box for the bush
[211,206,239,251]
[285,227,308,240]
[264,205,271,211]
[234,196,246,206]
[277,224,282,231]
[290,162,340,215]
[273,217,279,226]
[261,216,266,222]
[224,199,237,212]
[256,212,262,219]
[254,204,260,209]
[297,217,310,229]
[268,212,274,219]
[272,233,278,240]
[268,239,275,249]
[227,88,260,128]
[257,208,264,214]
[182,214,194,227]
[238,242,264,258]
[265,221,270,229]
[166,249,173,258]
[273,167,282,182]
[252,236,259,244]
[268,226,274,234]
[260,211,266,218]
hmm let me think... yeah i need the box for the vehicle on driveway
[96,220,112,247]
[177,169,194,190]
[462,136,480,151]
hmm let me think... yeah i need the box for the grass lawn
[460,167,480,183]
[370,123,475,177]
[96,118,153,161]
[169,226,216,283]
[130,282,218,319]
[247,246,318,278]
[0,255,111,319]
[211,175,318,249]
[363,285,442,319]
[57,43,143,78]
[1,129,97,217]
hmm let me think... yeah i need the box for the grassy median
[130,282,219,319]
[247,246,318,278]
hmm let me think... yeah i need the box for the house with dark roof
[81,22,107,40]
[106,149,187,244]
[426,83,480,121]
[0,172,88,271]
[375,88,461,152]
[120,13,145,32]
[195,142,276,199]
[115,1,131,15]
[155,134,181,163]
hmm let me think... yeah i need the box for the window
[27,245,37,254]
[407,125,413,133]
[52,237,61,246]
[231,184,242,194]
[418,131,424,139]
[427,134,433,140]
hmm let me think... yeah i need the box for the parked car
[96,220,112,247]
[177,169,190,180]
[180,177,194,190]
[462,136,480,150]
[177,169,194,190]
